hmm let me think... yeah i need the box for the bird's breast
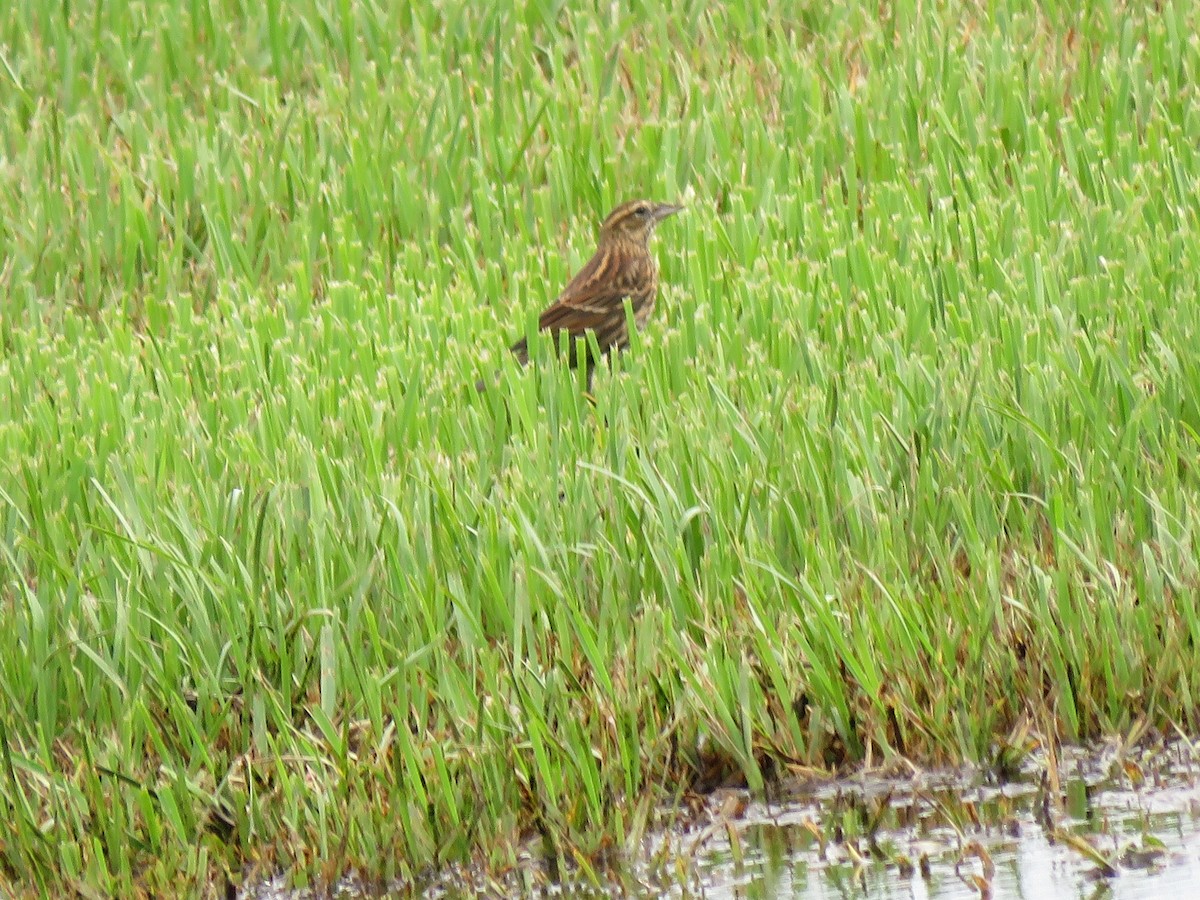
[629,257,658,327]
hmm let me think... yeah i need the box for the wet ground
[244,736,1200,898]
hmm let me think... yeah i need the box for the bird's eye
[636,204,651,218]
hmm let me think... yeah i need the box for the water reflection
[689,742,1200,899]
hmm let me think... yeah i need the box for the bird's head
[598,199,684,246]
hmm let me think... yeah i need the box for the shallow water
[244,739,1200,899]
[680,741,1200,899]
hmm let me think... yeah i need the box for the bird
[477,199,683,391]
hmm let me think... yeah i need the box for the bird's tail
[476,338,531,391]
[509,337,530,365]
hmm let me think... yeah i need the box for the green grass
[3,0,1200,894]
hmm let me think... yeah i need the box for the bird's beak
[653,203,685,221]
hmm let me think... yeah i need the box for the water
[244,739,1200,898]
[681,741,1200,899]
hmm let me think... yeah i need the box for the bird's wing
[509,249,652,363]
[537,249,650,334]
[536,290,624,333]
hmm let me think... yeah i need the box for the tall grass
[3,0,1200,893]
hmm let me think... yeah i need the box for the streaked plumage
[478,199,682,389]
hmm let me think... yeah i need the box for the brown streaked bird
[477,199,683,390]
